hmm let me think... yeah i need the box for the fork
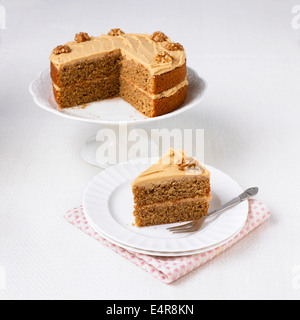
[167,187,259,234]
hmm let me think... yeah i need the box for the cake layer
[51,54,187,94]
[119,76,187,117]
[133,197,210,227]
[120,59,187,94]
[53,74,120,108]
[51,50,121,87]
[132,176,210,207]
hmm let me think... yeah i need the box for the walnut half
[165,42,184,51]
[155,51,174,64]
[75,32,91,43]
[177,154,197,170]
[52,45,71,55]
[150,31,168,42]
[108,28,125,36]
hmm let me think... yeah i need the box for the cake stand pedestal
[80,124,160,168]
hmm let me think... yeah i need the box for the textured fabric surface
[65,199,270,284]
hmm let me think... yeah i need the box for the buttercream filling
[120,76,189,99]
[52,78,189,100]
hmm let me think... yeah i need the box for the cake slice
[132,149,211,227]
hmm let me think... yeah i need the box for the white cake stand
[29,67,206,168]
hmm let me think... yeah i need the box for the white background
[1,0,300,300]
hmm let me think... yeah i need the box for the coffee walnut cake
[49,29,188,117]
[132,149,211,227]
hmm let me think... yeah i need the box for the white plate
[83,159,248,253]
[29,67,206,125]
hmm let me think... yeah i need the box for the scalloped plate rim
[86,217,245,257]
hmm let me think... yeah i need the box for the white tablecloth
[0,0,300,300]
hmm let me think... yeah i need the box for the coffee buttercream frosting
[132,149,210,187]
[50,33,187,76]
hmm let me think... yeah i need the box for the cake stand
[29,67,206,168]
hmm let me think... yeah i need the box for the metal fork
[167,187,259,234]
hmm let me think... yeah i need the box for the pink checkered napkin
[64,199,270,284]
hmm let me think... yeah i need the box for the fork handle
[207,187,259,217]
